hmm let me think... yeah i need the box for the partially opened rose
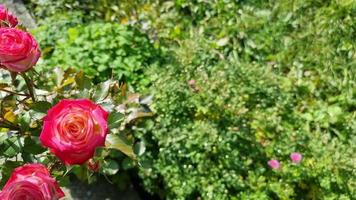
[40,99,109,165]
[0,163,65,200]
[0,28,40,72]
[0,5,18,27]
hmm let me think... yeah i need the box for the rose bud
[0,163,65,200]
[0,5,18,27]
[87,159,100,172]
[268,159,281,169]
[0,28,41,72]
[40,99,109,165]
[290,152,302,163]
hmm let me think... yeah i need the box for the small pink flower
[290,152,302,163]
[268,159,280,169]
[188,79,196,86]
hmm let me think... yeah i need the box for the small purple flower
[268,159,280,169]
[290,152,302,163]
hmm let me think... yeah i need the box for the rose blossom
[290,152,302,163]
[40,99,109,165]
[268,159,281,169]
[0,163,64,200]
[0,5,18,27]
[0,28,41,72]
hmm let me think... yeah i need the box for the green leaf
[54,68,64,87]
[75,71,92,90]
[23,136,46,154]
[93,80,112,101]
[105,134,136,159]
[101,159,119,175]
[134,140,146,156]
[108,111,124,129]
[30,101,52,113]
[127,108,153,123]
[3,136,24,157]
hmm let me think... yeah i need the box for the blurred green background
[15,0,356,199]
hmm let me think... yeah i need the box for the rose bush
[40,99,109,165]
[0,5,17,27]
[0,28,40,72]
[0,164,64,200]
[0,5,152,199]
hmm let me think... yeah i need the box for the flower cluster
[0,5,110,199]
[268,152,303,170]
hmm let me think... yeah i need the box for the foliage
[33,19,160,87]
[43,23,159,85]
[22,0,356,199]
[134,1,356,199]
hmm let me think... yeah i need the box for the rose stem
[0,88,29,96]
[21,73,36,102]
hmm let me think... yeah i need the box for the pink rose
[0,28,41,72]
[0,163,65,200]
[40,99,109,165]
[290,152,302,163]
[268,159,281,169]
[0,5,18,27]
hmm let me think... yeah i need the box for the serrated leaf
[105,134,136,159]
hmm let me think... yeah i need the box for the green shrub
[136,0,355,199]
[25,0,356,199]
[36,22,159,86]
[31,12,84,57]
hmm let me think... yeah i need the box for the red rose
[0,163,65,200]
[40,99,109,165]
[0,28,41,72]
[0,5,18,27]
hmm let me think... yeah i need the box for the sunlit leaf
[4,110,16,123]
[93,80,112,101]
[105,134,136,159]
[134,140,146,156]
